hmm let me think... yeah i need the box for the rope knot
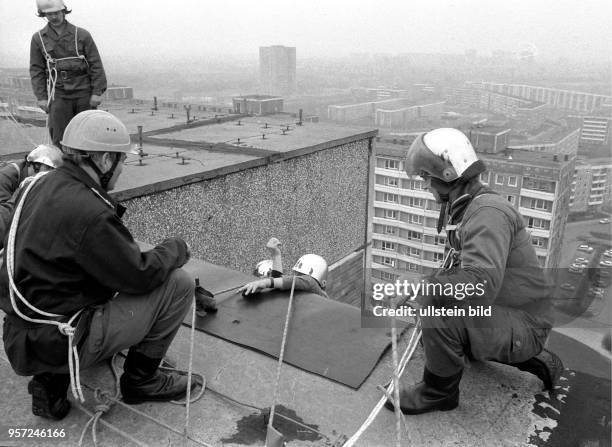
[58,323,75,336]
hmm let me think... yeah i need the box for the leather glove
[239,278,274,296]
[90,94,102,108]
[266,237,282,256]
[37,100,48,113]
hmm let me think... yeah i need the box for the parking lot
[553,218,612,331]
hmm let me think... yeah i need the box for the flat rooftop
[1,255,609,447]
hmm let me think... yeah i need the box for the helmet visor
[404,134,456,181]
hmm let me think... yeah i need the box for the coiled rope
[77,296,207,447]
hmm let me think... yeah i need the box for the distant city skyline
[1,0,611,68]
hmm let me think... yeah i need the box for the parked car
[599,259,612,267]
[578,244,594,253]
[574,257,589,265]
[600,218,611,224]
[569,265,584,274]
[588,287,604,298]
[560,283,576,291]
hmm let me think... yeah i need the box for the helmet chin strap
[86,153,120,190]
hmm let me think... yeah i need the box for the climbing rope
[267,275,297,438]
[77,296,206,447]
[6,171,85,402]
[342,320,422,447]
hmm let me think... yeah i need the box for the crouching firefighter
[385,128,563,415]
[0,110,196,420]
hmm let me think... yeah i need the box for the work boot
[510,348,564,391]
[384,368,462,415]
[120,350,197,405]
[28,373,71,420]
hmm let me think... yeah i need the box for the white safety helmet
[405,128,486,183]
[293,254,328,288]
[27,144,63,169]
[36,0,69,16]
[61,110,138,155]
[253,259,274,278]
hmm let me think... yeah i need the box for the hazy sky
[1,0,611,67]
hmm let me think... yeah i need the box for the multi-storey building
[259,45,297,97]
[480,82,612,113]
[375,101,445,128]
[446,87,547,129]
[579,116,611,146]
[570,158,612,213]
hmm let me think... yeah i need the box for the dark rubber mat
[179,257,397,388]
[186,288,396,389]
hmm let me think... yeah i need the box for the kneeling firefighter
[385,128,563,415]
[0,110,196,420]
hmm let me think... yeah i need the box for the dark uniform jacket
[30,21,107,101]
[426,182,553,327]
[0,162,27,248]
[0,159,189,375]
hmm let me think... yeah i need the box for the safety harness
[6,171,85,402]
[37,26,89,109]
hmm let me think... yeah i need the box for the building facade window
[410,214,423,224]
[507,195,515,204]
[432,252,445,262]
[495,174,504,185]
[480,172,490,184]
[384,225,397,235]
[384,209,398,220]
[382,241,396,251]
[527,217,549,230]
[409,247,421,257]
[384,193,398,203]
[384,159,399,170]
[508,175,517,186]
[385,176,398,187]
[381,271,395,281]
[382,257,396,267]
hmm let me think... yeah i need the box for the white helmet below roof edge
[60,110,138,154]
[253,259,274,278]
[37,0,67,14]
[293,254,328,288]
[404,128,486,183]
[27,144,63,168]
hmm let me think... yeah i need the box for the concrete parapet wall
[122,139,371,304]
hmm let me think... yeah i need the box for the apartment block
[259,45,297,97]
[570,158,612,212]
[480,82,612,113]
[375,101,445,128]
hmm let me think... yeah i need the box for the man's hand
[37,100,48,113]
[90,95,102,108]
[239,278,273,296]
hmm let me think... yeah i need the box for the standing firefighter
[0,110,196,420]
[30,0,107,147]
[385,128,563,415]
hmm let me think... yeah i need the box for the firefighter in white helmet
[0,110,197,420]
[384,128,562,415]
[240,249,328,298]
[0,144,64,249]
[31,0,107,147]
